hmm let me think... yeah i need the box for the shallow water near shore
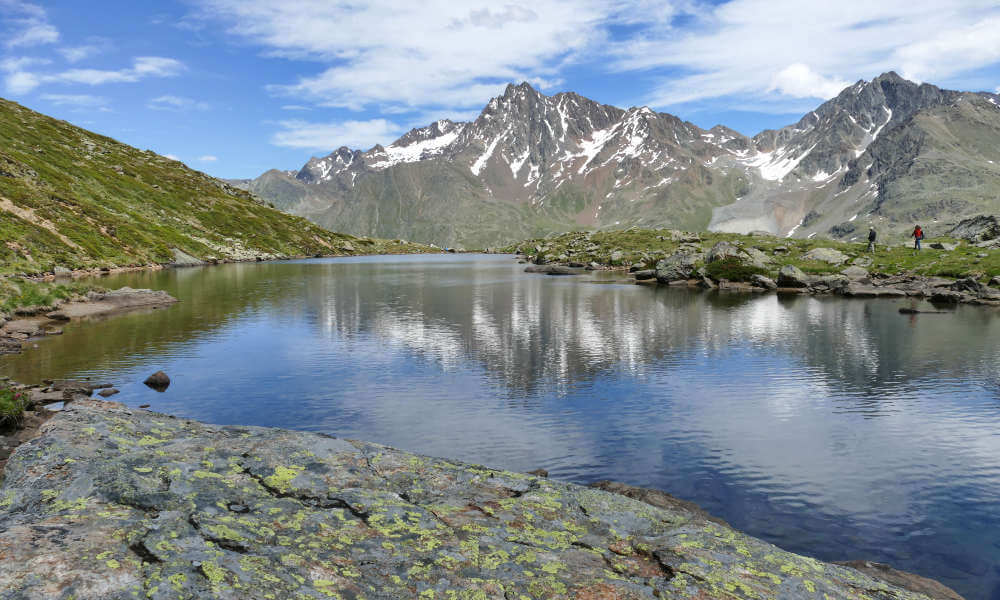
[3,254,999,599]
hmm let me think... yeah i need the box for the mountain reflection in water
[2,254,998,599]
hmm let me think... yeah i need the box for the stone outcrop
[45,288,178,320]
[0,401,961,599]
[802,247,850,265]
[947,215,1000,243]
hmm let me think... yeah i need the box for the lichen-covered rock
[655,249,703,283]
[802,247,850,265]
[0,401,957,599]
[705,241,744,264]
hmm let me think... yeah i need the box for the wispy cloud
[147,95,210,111]
[271,118,404,151]
[609,0,1000,108]
[39,93,111,111]
[1,0,58,49]
[193,0,1000,117]
[193,0,665,113]
[2,56,185,94]
[163,153,181,161]
[58,38,112,63]
[198,155,218,162]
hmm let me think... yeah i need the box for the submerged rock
[0,401,959,600]
[523,264,579,275]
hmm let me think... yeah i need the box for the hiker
[912,225,924,250]
[867,227,877,252]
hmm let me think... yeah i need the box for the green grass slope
[0,97,432,276]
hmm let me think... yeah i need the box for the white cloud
[148,95,210,111]
[3,70,39,94]
[609,0,1000,107]
[198,155,218,162]
[54,57,185,86]
[280,105,311,111]
[193,0,662,112]
[2,56,185,94]
[58,39,111,63]
[271,118,404,151]
[39,93,111,111]
[1,1,58,49]
[768,64,850,99]
[893,16,1000,83]
[163,154,181,161]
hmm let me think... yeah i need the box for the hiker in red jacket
[912,225,924,250]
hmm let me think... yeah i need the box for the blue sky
[2,0,999,179]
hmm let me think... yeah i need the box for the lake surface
[3,254,999,599]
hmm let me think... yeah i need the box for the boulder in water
[143,371,170,392]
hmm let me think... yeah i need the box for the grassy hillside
[0,97,434,276]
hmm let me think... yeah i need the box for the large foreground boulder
[0,401,958,599]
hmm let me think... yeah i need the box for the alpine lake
[3,253,999,599]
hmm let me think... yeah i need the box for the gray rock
[841,266,870,279]
[339,241,355,253]
[170,248,205,267]
[930,290,967,304]
[654,249,703,283]
[950,277,987,295]
[777,265,810,288]
[143,371,170,391]
[928,242,957,251]
[843,284,907,298]
[947,214,1000,242]
[811,274,850,293]
[743,247,772,268]
[97,388,119,398]
[632,269,656,281]
[990,276,1000,287]
[772,246,789,254]
[0,400,959,600]
[705,241,745,263]
[53,266,72,277]
[802,247,850,265]
[609,250,624,264]
[749,274,777,290]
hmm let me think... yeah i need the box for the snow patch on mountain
[369,128,462,170]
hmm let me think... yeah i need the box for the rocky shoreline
[512,233,1000,307]
[0,398,965,599]
[0,287,179,356]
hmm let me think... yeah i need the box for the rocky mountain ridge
[248,74,1000,247]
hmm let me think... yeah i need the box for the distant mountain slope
[0,97,403,276]
[249,73,1000,247]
